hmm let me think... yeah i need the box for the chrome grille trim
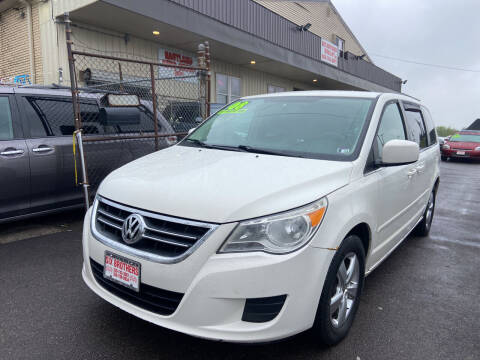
[91,196,218,264]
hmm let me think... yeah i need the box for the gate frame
[64,12,210,210]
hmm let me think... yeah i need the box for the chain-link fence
[65,16,210,208]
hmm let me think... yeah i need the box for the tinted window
[116,106,163,134]
[185,97,374,160]
[23,96,74,136]
[376,102,406,158]
[421,106,437,145]
[404,107,428,149]
[0,97,14,140]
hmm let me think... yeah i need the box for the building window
[268,85,286,93]
[336,36,345,55]
[216,73,241,104]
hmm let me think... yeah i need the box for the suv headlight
[475,146,480,151]
[219,197,328,254]
[443,144,450,150]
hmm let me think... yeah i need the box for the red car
[441,131,480,161]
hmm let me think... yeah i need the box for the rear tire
[414,188,436,237]
[312,235,365,346]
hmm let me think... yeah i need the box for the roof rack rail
[18,83,125,95]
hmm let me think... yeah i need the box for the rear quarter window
[421,106,437,145]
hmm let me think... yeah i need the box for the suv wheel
[312,235,365,346]
[441,155,447,161]
[414,189,436,237]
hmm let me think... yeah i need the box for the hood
[447,141,480,150]
[98,146,353,223]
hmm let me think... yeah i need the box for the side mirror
[188,128,196,135]
[381,139,419,165]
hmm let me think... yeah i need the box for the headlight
[219,197,328,254]
[475,146,480,151]
[443,144,450,150]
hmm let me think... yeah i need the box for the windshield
[449,133,480,143]
[182,96,374,160]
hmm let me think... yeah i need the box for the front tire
[312,235,365,346]
[441,155,447,161]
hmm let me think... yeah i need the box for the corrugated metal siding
[170,0,323,60]
[169,0,400,91]
[255,1,366,60]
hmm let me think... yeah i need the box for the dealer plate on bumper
[103,251,141,292]
[457,151,466,155]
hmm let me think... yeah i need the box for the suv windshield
[182,96,374,160]
[449,133,480,142]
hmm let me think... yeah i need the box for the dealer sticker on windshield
[103,251,140,292]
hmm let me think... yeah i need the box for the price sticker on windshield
[218,101,249,115]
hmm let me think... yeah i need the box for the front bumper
[441,149,480,159]
[82,207,334,343]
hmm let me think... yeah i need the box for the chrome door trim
[0,149,24,156]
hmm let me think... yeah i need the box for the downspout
[20,0,36,84]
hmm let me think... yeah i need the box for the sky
[332,0,480,129]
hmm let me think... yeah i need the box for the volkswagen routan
[82,91,440,345]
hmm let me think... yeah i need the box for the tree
[436,126,458,137]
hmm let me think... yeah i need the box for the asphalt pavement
[1,160,479,360]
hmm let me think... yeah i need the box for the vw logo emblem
[122,214,145,245]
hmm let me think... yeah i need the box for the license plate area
[457,151,466,155]
[103,251,141,292]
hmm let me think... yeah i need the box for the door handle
[0,149,24,156]
[407,168,417,178]
[32,146,54,153]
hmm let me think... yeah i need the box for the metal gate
[64,14,211,210]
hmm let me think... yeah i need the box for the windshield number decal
[218,101,249,115]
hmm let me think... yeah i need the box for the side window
[0,97,14,140]
[21,96,49,137]
[116,106,162,133]
[22,96,74,136]
[79,102,102,135]
[376,102,406,158]
[421,106,437,145]
[403,106,428,149]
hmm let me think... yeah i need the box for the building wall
[255,0,370,61]
[38,15,316,99]
[0,1,43,83]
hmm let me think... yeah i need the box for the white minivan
[82,91,439,345]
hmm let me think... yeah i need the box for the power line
[370,53,480,73]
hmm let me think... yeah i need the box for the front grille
[90,259,183,316]
[242,295,287,323]
[93,197,216,262]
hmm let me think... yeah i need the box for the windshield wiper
[236,145,304,158]
[185,138,217,149]
[185,139,243,151]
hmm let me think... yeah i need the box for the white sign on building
[320,39,339,67]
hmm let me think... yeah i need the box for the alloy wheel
[425,191,435,229]
[330,252,360,328]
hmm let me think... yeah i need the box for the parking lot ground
[1,161,479,360]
